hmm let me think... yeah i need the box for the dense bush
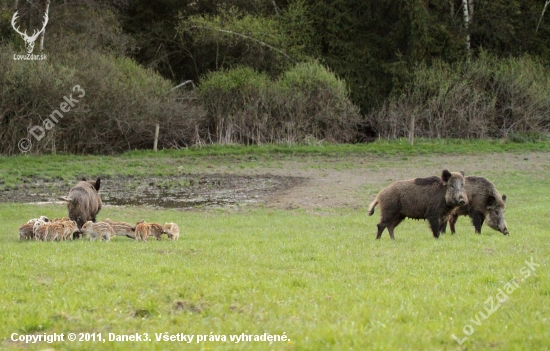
[198,61,361,144]
[368,53,550,139]
[0,45,205,155]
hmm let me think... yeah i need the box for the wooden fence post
[153,124,159,152]
[409,115,415,146]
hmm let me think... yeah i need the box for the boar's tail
[368,198,379,216]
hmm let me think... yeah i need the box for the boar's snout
[458,195,467,205]
[502,227,509,235]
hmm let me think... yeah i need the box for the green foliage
[178,6,294,76]
[278,61,346,92]
[199,66,269,93]
[369,53,550,139]
[198,61,361,144]
[80,0,550,121]
[278,0,316,60]
[0,46,204,155]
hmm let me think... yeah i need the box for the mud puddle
[1,174,303,209]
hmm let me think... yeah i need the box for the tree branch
[189,25,295,62]
[272,0,280,15]
[537,0,550,33]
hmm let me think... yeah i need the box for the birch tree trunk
[462,0,471,53]
[537,0,550,33]
[39,0,50,52]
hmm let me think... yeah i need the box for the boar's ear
[486,195,496,208]
[502,194,507,202]
[441,169,452,183]
[460,170,465,176]
[94,178,101,191]
[82,177,87,181]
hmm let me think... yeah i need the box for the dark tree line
[115,0,550,112]
[1,0,550,154]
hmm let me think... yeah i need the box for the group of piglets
[19,178,179,242]
[368,170,508,240]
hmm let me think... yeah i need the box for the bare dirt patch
[0,174,303,209]
[2,151,548,210]
[255,151,550,210]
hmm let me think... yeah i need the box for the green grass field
[1,141,549,350]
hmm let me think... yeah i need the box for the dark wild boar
[59,178,102,232]
[19,223,35,240]
[368,170,467,239]
[443,176,508,235]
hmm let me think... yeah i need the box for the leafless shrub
[199,62,361,144]
[368,53,550,139]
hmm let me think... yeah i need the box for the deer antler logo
[11,11,49,54]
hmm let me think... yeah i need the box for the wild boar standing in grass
[148,223,165,241]
[368,170,468,239]
[27,216,49,224]
[60,220,79,240]
[59,178,102,235]
[134,221,150,241]
[163,222,180,241]
[103,218,136,239]
[33,220,49,241]
[443,176,508,235]
[45,222,65,241]
[19,223,35,240]
[81,221,114,241]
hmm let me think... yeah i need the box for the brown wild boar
[81,221,114,241]
[134,221,150,241]
[148,223,164,241]
[19,223,35,240]
[53,217,70,222]
[443,176,508,235]
[27,216,49,224]
[103,218,136,239]
[45,222,65,241]
[368,170,467,239]
[60,220,79,240]
[59,178,102,233]
[163,222,180,241]
[33,221,49,241]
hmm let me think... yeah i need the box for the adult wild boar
[444,176,508,235]
[368,170,467,239]
[59,178,102,231]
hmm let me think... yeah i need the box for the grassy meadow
[0,140,549,350]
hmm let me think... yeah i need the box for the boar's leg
[376,212,404,240]
[448,213,458,234]
[376,224,386,239]
[477,216,485,233]
[439,222,447,234]
[386,216,404,240]
[428,217,441,238]
[470,211,484,234]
